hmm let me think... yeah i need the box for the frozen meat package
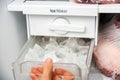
[74,0,120,4]
[74,0,96,4]
[98,0,120,4]
[94,15,120,80]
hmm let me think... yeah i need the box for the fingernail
[46,58,52,63]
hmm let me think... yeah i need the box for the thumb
[41,58,53,80]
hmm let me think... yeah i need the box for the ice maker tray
[12,36,94,80]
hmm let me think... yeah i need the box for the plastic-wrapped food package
[74,0,96,4]
[98,0,120,4]
[94,15,120,80]
[74,0,120,4]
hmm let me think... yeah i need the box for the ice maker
[8,0,99,80]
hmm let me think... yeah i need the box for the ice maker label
[50,9,67,13]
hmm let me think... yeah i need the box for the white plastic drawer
[28,15,96,38]
[12,36,94,80]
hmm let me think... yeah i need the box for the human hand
[30,58,53,80]
[30,58,74,80]
[53,68,74,80]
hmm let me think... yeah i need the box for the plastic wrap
[74,0,96,4]
[74,0,120,4]
[94,15,120,80]
[98,0,120,4]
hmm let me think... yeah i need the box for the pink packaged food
[98,0,120,4]
[74,0,96,4]
[94,15,120,80]
[74,0,120,4]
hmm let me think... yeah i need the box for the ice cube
[77,46,89,55]
[45,38,58,51]
[60,38,80,53]
[33,44,45,57]
[56,46,71,58]
[24,48,40,61]
[43,51,60,62]
[24,44,45,61]
[24,37,90,70]
[77,38,85,46]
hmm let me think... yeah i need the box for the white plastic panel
[8,0,120,14]
[23,1,98,16]
[25,0,69,1]
[99,4,120,13]
[29,15,96,38]
[8,0,98,16]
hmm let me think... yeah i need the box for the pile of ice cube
[24,37,90,68]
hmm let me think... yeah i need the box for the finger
[41,58,53,80]
[52,71,55,80]
[43,58,53,75]
[63,76,74,80]
[55,68,74,76]
[64,71,74,76]
[54,68,65,75]
[37,66,43,73]
[31,67,41,76]
[30,72,39,80]
[53,75,62,80]
[54,68,74,80]
[53,75,74,80]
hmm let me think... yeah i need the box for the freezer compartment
[28,15,96,38]
[12,36,94,80]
